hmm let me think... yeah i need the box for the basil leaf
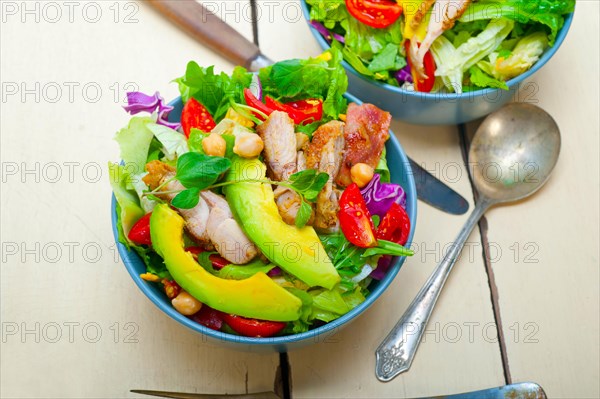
[289,170,317,191]
[175,152,231,189]
[171,188,201,209]
[303,172,330,202]
[295,200,313,228]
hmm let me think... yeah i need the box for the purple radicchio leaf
[370,255,392,281]
[124,91,181,130]
[360,174,407,219]
[310,20,345,44]
[395,64,413,84]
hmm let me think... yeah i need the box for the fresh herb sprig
[144,156,329,228]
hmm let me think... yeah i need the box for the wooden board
[0,2,279,398]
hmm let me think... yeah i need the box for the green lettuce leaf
[109,162,145,236]
[431,18,515,93]
[468,65,509,90]
[460,0,575,45]
[217,261,275,280]
[259,45,348,119]
[146,124,189,160]
[114,117,155,176]
[307,0,346,29]
[478,31,549,81]
[175,64,252,121]
[368,43,400,73]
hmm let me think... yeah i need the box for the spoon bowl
[470,103,561,203]
[376,103,562,381]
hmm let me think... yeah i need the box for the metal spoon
[375,103,561,381]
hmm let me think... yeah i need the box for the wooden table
[1,1,597,398]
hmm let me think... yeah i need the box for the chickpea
[234,133,264,158]
[171,291,202,316]
[295,133,309,151]
[202,133,227,157]
[351,163,375,188]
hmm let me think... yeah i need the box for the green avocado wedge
[150,204,302,322]
[224,157,341,290]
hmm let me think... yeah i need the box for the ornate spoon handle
[375,199,491,381]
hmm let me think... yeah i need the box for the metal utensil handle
[146,0,270,70]
[375,199,491,381]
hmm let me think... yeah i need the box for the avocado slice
[150,204,302,322]
[224,157,341,290]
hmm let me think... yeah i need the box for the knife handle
[146,0,271,71]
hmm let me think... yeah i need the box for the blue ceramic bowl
[301,1,574,125]
[112,93,417,352]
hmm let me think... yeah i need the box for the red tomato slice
[191,305,225,331]
[181,98,216,138]
[345,0,402,29]
[128,213,152,246]
[222,314,287,337]
[339,183,378,248]
[266,97,323,125]
[243,88,275,121]
[404,41,436,93]
[376,202,411,246]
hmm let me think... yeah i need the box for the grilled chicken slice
[409,0,472,80]
[257,110,305,225]
[411,0,436,30]
[144,161,211,244]
[143,161,258,264]
[336,104,391,187]
[257,111,297,181]
[205,207,259,264]
[305,120,345,231]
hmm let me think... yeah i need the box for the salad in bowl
[306,0,575,93]
[110,49,415,341]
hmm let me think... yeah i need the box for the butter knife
[146,0,469,215]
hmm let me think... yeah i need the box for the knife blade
[146,0,469,215]
[131,382,545,399]
[409,158,469,215]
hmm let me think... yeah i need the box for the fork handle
[375,198,492,381]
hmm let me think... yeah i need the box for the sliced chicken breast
[256,111,297,181]
[305,120,345,231]
[143,160,258,264]
[335,104,391,187]
[410,0,472,79]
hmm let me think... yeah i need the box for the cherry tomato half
[339,183,378,248]
[345,0,402,29]
[181,98,216,137]
[376,202,411,246]
[222,314,287,337]
[128,213,152,246]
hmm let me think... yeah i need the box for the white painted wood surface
[475,3,600,398]
[257,1,599,398]
[1,0,598,398]
[0,2,278,398]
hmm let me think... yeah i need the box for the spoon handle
[375,199,491,381]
